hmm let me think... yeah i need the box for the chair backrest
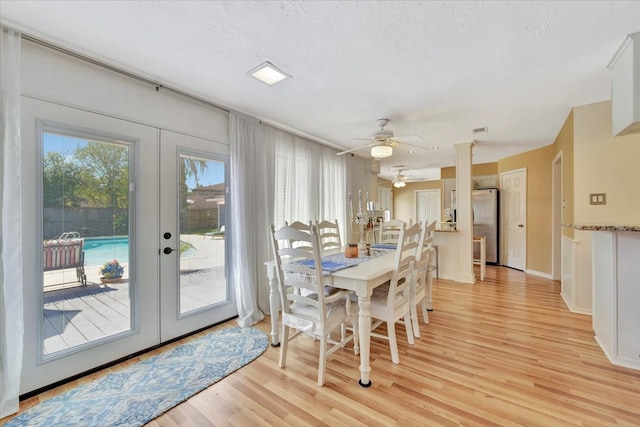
[270,223,329,330]
[379,219,405,244]
[386,222,421,308]
[315,219,342,252]
[284,220,312,249]
[43,238,84,271]
[424,220,436,246]
[413,222,433,288]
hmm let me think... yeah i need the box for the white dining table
[265,249,397,387]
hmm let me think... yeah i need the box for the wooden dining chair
[270,223,359,386]
[410,220,436,338]
[284,220,312,249]
[424,220,437,311]
[314,219,342,253]
[378,219,405,244]
[366,221,420,364]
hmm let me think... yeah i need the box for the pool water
[84,237,129,267]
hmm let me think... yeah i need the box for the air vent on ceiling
[472,126,488,134]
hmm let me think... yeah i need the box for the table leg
[481,237,486,281]
[266,264,280,347]
[357,295,372,387]
[426,269,433,311]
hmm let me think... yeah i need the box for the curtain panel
[0,26,24,418]
[229,114,346,324]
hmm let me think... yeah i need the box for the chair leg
[352,316,359,355]
[411,302,421,338]
[426,271,434,311]
[318,335,327,386]
[421,299,429,324]
[279,325,290,368]
[404,314,415,345]
[387,321,400,364]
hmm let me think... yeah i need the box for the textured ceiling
[2,1,640,181]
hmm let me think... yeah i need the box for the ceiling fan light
[371,145,393,158]
[393,180,406,188]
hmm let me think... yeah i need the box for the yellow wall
[499,145,555,274]
[573,101,640,225]
[553,109,575,239]
[393,180,444,222]
[440,162,498,179]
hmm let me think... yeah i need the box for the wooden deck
[43,235,226,355]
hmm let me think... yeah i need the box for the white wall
[22,40,229,142]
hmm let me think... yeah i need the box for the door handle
[163,247,178,254]
[518,224,524,228]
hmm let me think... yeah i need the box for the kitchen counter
[591,229,640,371]
[562,223,640,232]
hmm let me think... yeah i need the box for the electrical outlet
[590,193,606,205]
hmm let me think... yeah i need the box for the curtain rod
[18,31,342,151]
[21,33,230,113]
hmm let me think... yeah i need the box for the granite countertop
[562,223,640,232]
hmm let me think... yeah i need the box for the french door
[20,97,235,395]
[158,130,235,341]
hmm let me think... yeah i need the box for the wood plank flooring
[5,266,640,426]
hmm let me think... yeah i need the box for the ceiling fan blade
[395,140,427,152]
[336,143,375,156]
[392,135,422,144]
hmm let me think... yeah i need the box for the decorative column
[454,141,476,283]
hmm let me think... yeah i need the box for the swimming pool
[84,237,129,267]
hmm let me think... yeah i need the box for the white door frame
[552,152,563,280]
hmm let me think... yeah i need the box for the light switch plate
[590,193,606,205]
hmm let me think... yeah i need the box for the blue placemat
[290,249,390,275]
[371,243,397,249]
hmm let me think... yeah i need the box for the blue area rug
[6,327,268,426]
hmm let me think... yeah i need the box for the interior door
[415,189,441,225]
[501,169,527,270]
[159,130,236,341]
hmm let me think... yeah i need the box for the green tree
[74,142,129,208]
[42,152,84,208]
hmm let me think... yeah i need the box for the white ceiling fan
[336,118,424,158]
[392,170,408,188]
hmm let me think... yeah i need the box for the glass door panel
[178,155,227,314]
[159,130,235,342]
[41,129,132,357]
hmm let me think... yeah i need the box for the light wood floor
[5,266,640,426]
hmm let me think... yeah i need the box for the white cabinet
[608,31,640,136]
[592,231,640,370]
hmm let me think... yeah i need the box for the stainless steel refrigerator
[473,188,499,264]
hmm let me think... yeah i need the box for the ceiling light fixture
[393,180,406,188]
[371,145,393,158]
[248,61,292,86]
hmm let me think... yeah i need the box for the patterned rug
[6,327,268,426]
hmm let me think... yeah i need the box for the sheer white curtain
[273,131,346,235]
[0,26,24,418]
[229,112,274,326]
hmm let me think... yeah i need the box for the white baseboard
[525,269,553,279]
[595,335,640,371]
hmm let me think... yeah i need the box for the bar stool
[473,236,486,281]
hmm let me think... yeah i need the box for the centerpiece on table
[99,259,124,284]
